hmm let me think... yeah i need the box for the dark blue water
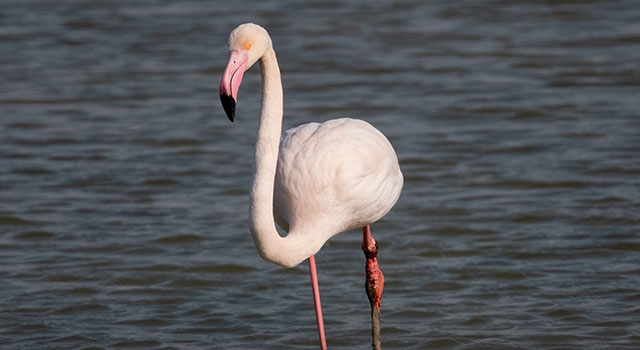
[1,1,639,349]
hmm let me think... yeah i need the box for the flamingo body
[275,118,402,247]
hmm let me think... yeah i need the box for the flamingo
[219,23,403,350]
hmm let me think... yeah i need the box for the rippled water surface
[2,1,640,349]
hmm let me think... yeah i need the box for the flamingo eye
[244,41,253,50]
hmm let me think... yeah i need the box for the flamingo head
[220,23,272,122]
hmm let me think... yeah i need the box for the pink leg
[362,225,383,350]
[309,255,327,350]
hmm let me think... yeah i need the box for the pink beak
[219,50,248,122]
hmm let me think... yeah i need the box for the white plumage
[274,118,403,254]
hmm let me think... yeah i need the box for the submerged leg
[308,255,327,350]
[362,225,384,350]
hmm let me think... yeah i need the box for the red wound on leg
[362,226,385,308]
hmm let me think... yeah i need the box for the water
[1,1,639,349]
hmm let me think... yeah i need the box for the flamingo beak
[219,50,248,122]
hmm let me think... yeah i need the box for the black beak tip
[220,94,236,122]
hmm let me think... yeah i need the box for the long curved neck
[249,47,313,268]
[250,46,282,237]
